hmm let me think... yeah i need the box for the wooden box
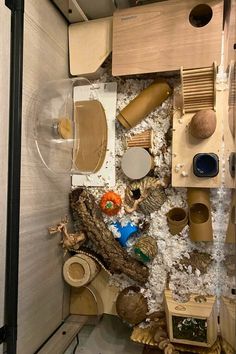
[220,297,236,351]
[164,290,218,347]
[112,0,223,76]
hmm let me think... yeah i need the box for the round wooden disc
[121,147,153,180]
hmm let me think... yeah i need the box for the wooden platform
[112,0,223,76]
[172,62,234,188]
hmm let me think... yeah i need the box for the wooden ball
[189,110,216,139]
[116,286,148,325]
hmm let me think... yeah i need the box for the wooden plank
[112,0,223,76]
[0,3,11,354]
[17,1,70,353]
[51,0,88,23]
[37,319,86,354]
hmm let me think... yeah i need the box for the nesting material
[126,129,154,149]
[63,254,100,287]
[116,286,148,325]
[121,147,154,179]
[134,236,158,263]
[187,188,213,242]
[125,177,166,214]
[189,110,216,139]
[167,208,188,235]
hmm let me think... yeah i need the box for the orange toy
[100,191,122,216]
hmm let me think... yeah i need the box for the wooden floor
[17,1,70,353]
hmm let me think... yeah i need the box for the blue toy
[112,221,139,247]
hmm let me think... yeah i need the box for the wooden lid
[121,147,153,179]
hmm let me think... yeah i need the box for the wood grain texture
[17,1,70,353]
[70,270,119,316]
[182,65,215,113]
[0,3,11,354]
[37,318,87,354]
[112,0,223,76]
[171,84,223,188]
[164,290,218,348]
[69,17,112,76]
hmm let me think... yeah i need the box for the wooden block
[112,0,223,76]
[220,297,236,350]
[70,270,119,316]
[164,290,218,348]
[69,17,112,76]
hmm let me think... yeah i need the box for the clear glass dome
[34,78,108,175]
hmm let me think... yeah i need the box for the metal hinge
[5,0,24,11]
[0,326,7,345]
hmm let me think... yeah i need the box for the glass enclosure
[0,1,235,354]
